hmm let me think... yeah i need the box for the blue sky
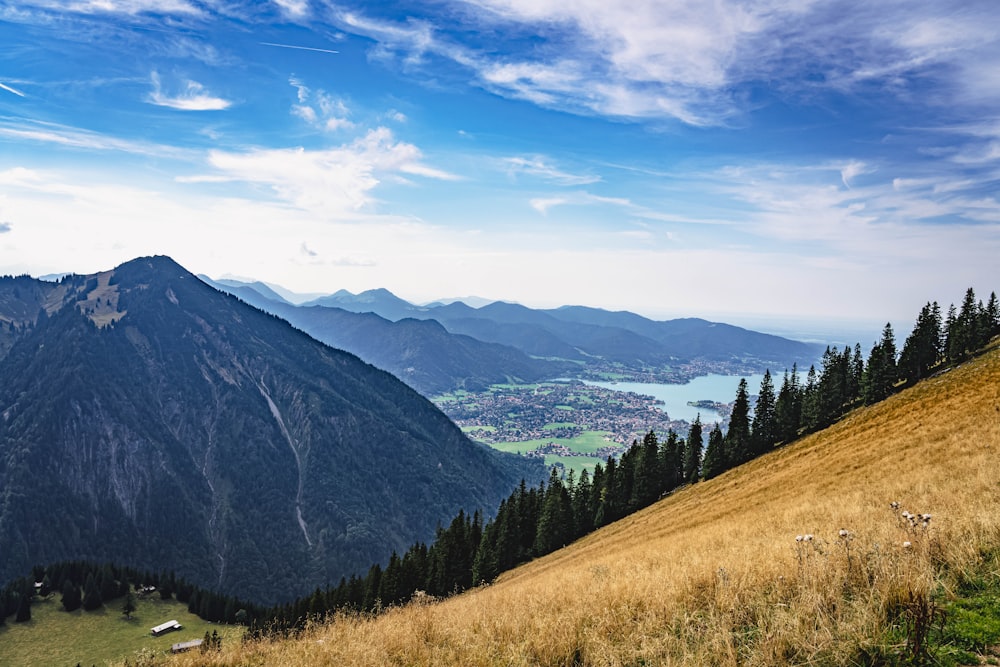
[1,1,998,340]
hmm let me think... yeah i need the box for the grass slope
[140,345,1000,664]
[0,595,241,666]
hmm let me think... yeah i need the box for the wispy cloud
[261,41,339,55]
[0,82,26,97]
[327,1,1000,126]
[12,0,204,17]
[529,196,567,215]
[503,155,599,185]
[147,72,231,111]
[289,78,353,131]
[0,117,193,158]
[271,0,309,20]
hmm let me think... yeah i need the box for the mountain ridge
[208,278,823,387]
[0,256,542,603]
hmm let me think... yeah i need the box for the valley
[435,381,699,474]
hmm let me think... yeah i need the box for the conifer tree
[750,370,777,455]
[863,323,897,404]
[701,422,727,480]
[534,467,573,555]
[683,416,703,483]
[631,431,662,508]
[900,302,943,383]
[571,468,594,538]
[726,379,752,465]
[986,292,1000,338]
[122,590,137,620]
[15,591,31,622]
[774,366,801,444]
[660,429,683,490]
[82,573,102,611]
[801,365,819,431]
[61,580,82,612]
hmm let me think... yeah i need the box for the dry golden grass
[155,345,1000,667]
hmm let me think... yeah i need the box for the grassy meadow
[487,429,611,475]
[148,342,1000,666]
[0,594,241,667]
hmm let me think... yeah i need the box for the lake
[587,373,768,424]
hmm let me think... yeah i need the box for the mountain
[0,257,543,603]
[164,343,1000,665]
[200,277,569,395]
[208,278,291,305]
[218,282,822,375]
[302,287,421,322]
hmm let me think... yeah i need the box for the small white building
[171,639,203,653]
[150,619,182,636]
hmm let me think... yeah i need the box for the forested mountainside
[0,257,542,603]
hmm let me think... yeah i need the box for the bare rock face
[0,256,541,603]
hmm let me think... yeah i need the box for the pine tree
[986,292,1000,338]
[774,366,801,444]
[900,302,943,383]
[534,467,573,555]
[863,324,897,404]
[61,580,82,612]
[750,370,777,455]
[82,573,102,611]
[701,422,727,480]
[122,590,137,620]
[15,592,31,622]
[570,468,594,538]
[683,416,703,483]
[801,365,819,431]
[631,431,662,508]
[660,429,684,491]
[726,379,752,465]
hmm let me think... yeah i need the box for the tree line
[0,561,263,628]
[3,286,996,635]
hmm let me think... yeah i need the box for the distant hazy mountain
[252,283,822,370]
[0,257,542,603]
[201,278,569,395]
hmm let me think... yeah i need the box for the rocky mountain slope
[0,257,542,603]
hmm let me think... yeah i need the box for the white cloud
[147,72,231,111]
[328,1,1000,125]
[272,0,308,19]
[289,79,353,131]
[15,0,204,16]
[0,221,12,233]
[195,127,457,217]
[503,155,600,185]
[0,118,194,158]
[839,160,872,188]
[529,196,566,214]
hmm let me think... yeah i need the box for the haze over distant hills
[202,277,824,396]
[0,257,541,602]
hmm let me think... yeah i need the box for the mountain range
[0,257,542,603]
[202,279,823,396]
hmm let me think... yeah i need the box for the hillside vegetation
[154,342,1000,666]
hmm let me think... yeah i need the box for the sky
[1,1,998,342]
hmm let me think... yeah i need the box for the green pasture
[0,594,242,667]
